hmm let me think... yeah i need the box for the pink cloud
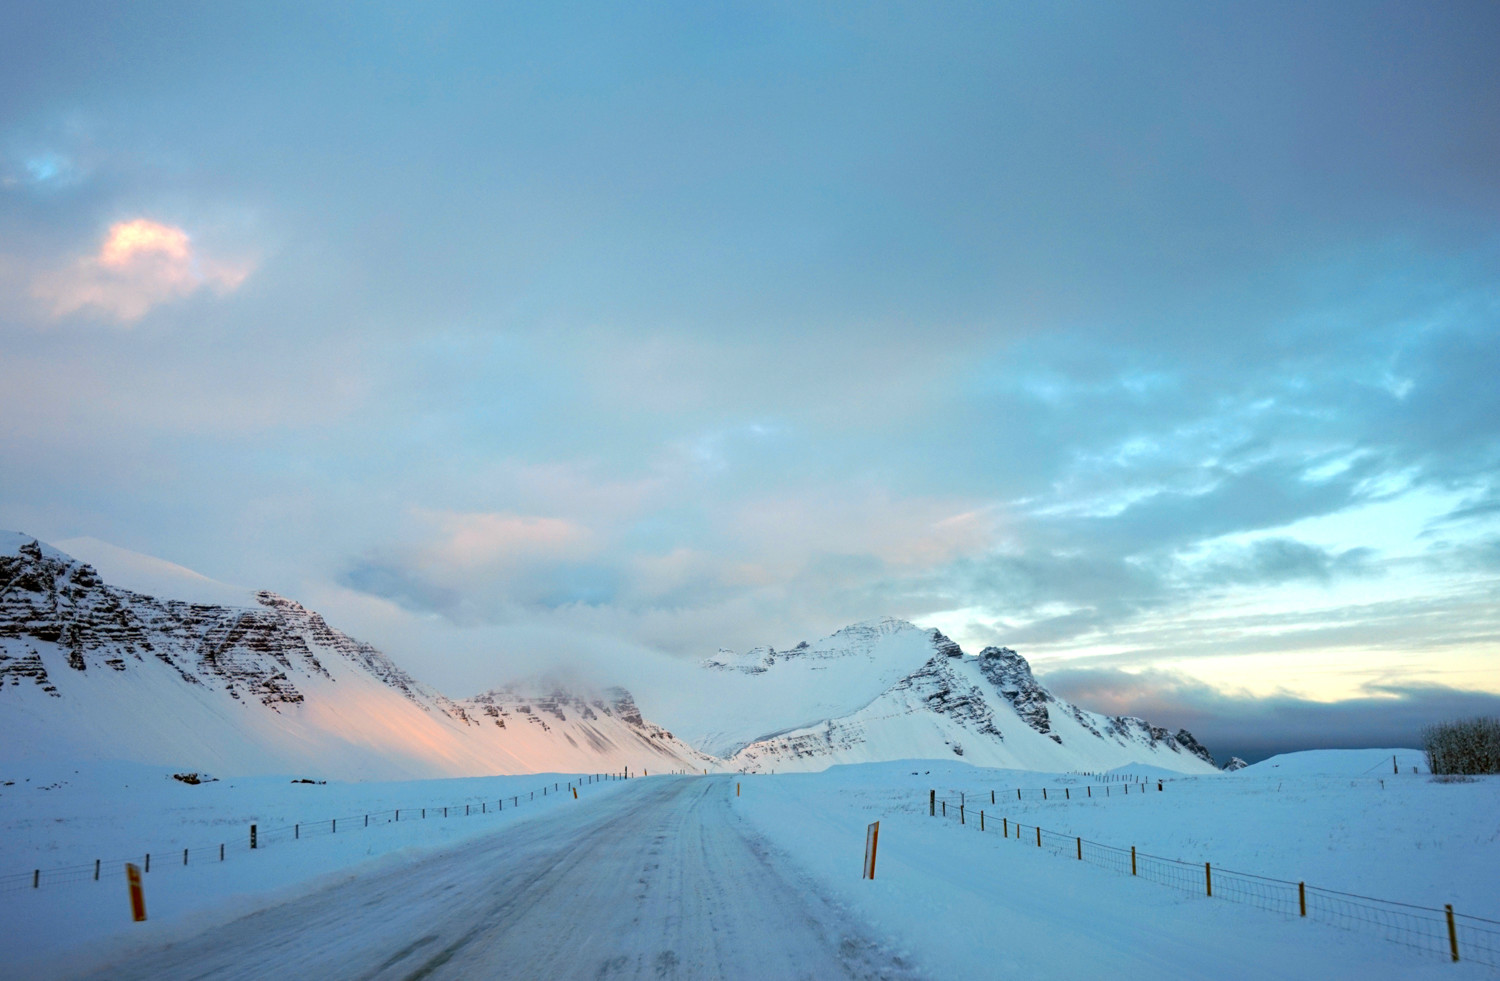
[421,510,594,570]
[31,218,253,323]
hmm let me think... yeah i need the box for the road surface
[81,776,925,981]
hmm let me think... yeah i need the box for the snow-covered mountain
[694,619,1218,774]
[0,533,714,779]
[1,532,1218,779]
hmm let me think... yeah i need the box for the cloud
[1041,665,1500,765]
[1187,538,1376,588]
[30,219,252,323]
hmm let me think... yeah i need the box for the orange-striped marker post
[862,821,880,880]
[125,863,146,922]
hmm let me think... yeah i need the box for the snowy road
[80,776,925,981]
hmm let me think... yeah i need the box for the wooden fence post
[95,859,101,880]
[1131,846,1136,875]
[1205,862,1212,897]
[251,824,257,849]
[1447,905,1459,962]
[144,853,150,873]
[126,863,146,922]
[980,810,985,831]
[1299,881,1306,916]
[183,848,188,866]
[1036,827,1041,847]
[1003,817,1008,836]
[1076,837,1081,860]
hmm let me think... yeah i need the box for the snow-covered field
[0,761,640,978]
[0,749,1495,979]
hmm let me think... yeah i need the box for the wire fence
[927,790,1500,970]
[934,774,1162,810]
[0,770,637,896]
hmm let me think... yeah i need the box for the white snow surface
[730,649,1220,775]
[1,750,1494,980]
[0,534,716,779]
[681,617,946,757]
[4,533,1223,782]
[50,536,258,609]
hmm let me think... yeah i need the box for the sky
[2,1,1498,762]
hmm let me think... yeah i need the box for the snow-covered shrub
[1421,717,1500,775]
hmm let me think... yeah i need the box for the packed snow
[0,750,1494,979]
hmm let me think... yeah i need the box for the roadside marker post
[126,863,147,922]
[572,787,578,799]
[862,821,880,880]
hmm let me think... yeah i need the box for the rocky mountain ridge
[0,534,711,779]
[717,624,1218,774]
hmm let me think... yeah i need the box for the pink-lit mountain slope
[0,533,715,780]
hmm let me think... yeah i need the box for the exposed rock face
[726,623,1219,774]
[0,539,455,715]
[976,646,1059,743]
[459,686,698,763]
[1,533,717,778]
[1223,756,1249,772]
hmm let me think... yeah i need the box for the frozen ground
[0,750,1495,979]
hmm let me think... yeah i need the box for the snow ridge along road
[79,776,926,981]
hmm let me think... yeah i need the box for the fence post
[1003,817,1008,836]
[295,824,299,840]
[1076,837,1081,860]
[144,853,150,873]
[251,824,257,849]
[332,818,336,833]
[942,800,946,816]
[991,790,995,804]
[961,804,965,825]
[1131,846,1136,875]
[126,863,146,922]
[1036,827,1041,847]
[930,790,935,816]
[1017,789,1021,801]
[183,848,188,866]
[1205,863,1212,897]
[219,844,224,862]
[1447,905,1459,962]
[32,869,38,888]
[1299,881,1306,916]
[1087,786,1091,797]
[95,859,101,880]
[980,810,985,831]
[1065,788,1070,799]
[1043,788,1047,800]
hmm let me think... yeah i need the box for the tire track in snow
[78,777,926,981]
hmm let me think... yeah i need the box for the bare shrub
[1421,717,1500,775]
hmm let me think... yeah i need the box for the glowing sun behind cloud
[31,218,253,323]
